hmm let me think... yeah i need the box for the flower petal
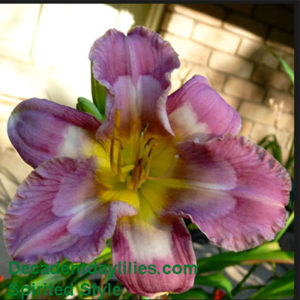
[112,201,195,297]
[4,157,136,263]
[167,75,241,142]
[90,27,180,137]
[162,135,291,251]
[89,27,179,94]
[8,98,101,168]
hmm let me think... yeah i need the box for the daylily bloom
[4,27,291,297]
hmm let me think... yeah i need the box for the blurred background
[0,4,294,299]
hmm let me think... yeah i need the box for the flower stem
[232,265,257,297]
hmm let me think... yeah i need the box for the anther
[140,123,149,137]
[142,142,158,181]
[128,158,143,191]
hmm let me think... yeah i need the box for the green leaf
[257,134,282,163]
[249,269,294,299]
[76,279,92,299]
[30,273,65,286]
[76,97,104,121]
[263,140,282,163]
[257,134,275,147]
[269,49,294,85]
[3,274,37,299]
[91,62,106,116]
[197,242,294,274]
[195,272,232,298]
[170,287,210,299]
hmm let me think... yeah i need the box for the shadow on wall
[184,3,294,47]
[160,3,294,163]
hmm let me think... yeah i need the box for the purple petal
[163,135,291,251]
[112,213,195,297]
[89,27,179,92]
[167,75,241,142]
[90,27,180,137]
[4,157,136,263]
[8,98,101,168]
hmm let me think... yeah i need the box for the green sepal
[91,62,106,116]
[76,97,104,121]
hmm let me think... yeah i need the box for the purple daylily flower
[4,27,291,297]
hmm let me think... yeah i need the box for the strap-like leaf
[249,269,294,299]
[197,242,294,274]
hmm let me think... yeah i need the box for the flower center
[108,109,177,192]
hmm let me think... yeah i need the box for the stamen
[110,109,123,174]
[140,123,149,137]
[142,142,158,181]
[115,109,121,129]
[136,158,145,188]
[110,137,116,173]
[128,158,143,191]
[134,123,150,166]
[117,143,125,182]
[144,137,155,149]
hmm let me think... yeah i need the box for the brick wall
[160,4,294,162]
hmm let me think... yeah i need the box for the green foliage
[170,288,210,299]
[269,49,294,85]
[258,133,294,181]
[0,247,112,299]
[250,269,294,299]
[197,242,293,274]
[258,134,282,163]
[195,272,233,298]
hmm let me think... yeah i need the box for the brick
[239,119,253,137]
[192,23,240,53]
[239,101,294,131]
[224,4,254,14]
[224,14,267,41]
[161,12,194,39]
[239,102,275,126]
[219,93,240,109]
[254,5,293,32]
[224,76,264,102]
[169,4,225,26]
[285,133,294,150]
[172,60,195,84]
[280,113,294,131]
[266,88,294,113]
[279,52,294,72]
[172,60,226,92]
[252,65,291,92]
[192,64,227,91]
[209,51,254,79]
[162,33,211,65]
[237,38,279,69]
[250,123,289,147]
[266,29,294,54]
